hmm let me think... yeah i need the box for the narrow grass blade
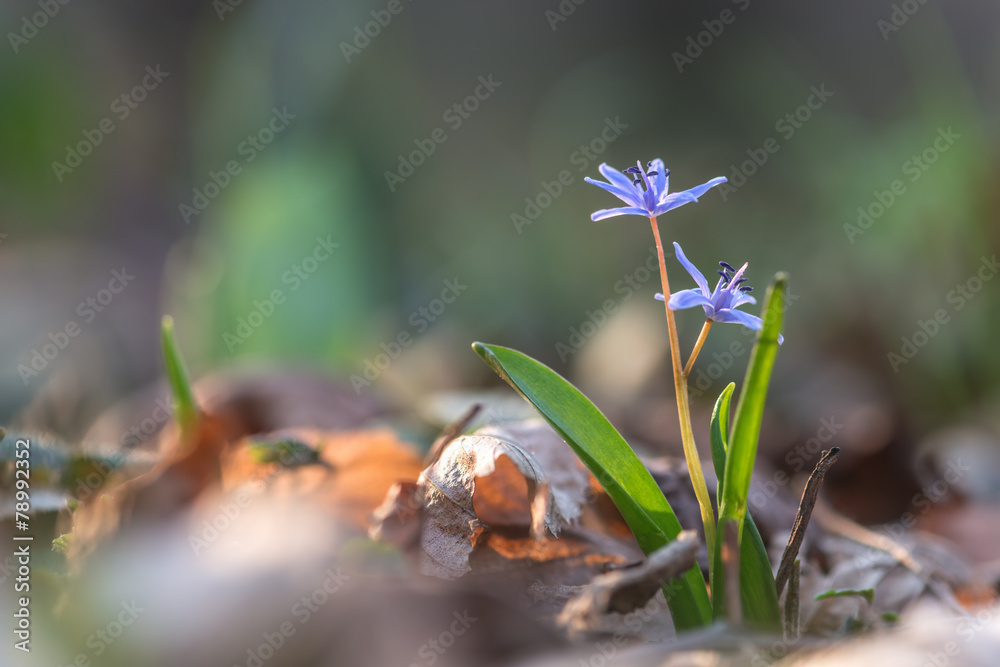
[161,315,199,443]
[709,383,780,629]
[719,273,787,531]
[473,342,711,630]
[714,274,787,628]
[815,588,874,605]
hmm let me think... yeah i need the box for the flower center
[718,261,754,292]
[622,161,667,187]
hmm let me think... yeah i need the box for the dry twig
[424,403,482,466]
[775,447,840,596]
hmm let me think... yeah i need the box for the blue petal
[598,163,641,198]
[584,177,642,207]
[713,308,784,344]
[591,206,651,221]
[679,176,728,201]
[649,159,667,196]
[654,192,699,215]
[667,288,713,311]
[729,292,757,308]
[671,242,710,296]
[713,308,763,330]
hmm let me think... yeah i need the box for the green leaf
[815,588,875,605]
[52,533,72,555]
[708,383,780,630]
[472,342,711,630]
[247,436,322,467]
[714,274,788,628]
[719,274,787,530]
[161,316,199,443]
[709,383,736,490]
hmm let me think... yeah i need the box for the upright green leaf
[714,273,787,628]
[161,316,199,443]
[708,383,780,629]
[473,342,711,630]
[709,383,736,489]
[719,274,787,530]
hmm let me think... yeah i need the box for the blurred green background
[1,0,998,482]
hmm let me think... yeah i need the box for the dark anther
[623,166,641,174]
[719,261,736,272]
[734,277,748,286]
[740,286,754,293]
[647,171,659,177]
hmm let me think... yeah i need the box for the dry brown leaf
[418,420,590,579]
[68,411,237,567]
[558,530,698,626]
[221,428,424,530]
[369,480,423,549]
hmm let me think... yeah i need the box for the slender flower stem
[649,217,717,575]
[683,320,713,377]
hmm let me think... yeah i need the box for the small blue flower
[655,242,784,344]
[585,160,727,221]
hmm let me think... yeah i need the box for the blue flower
[655,242,784,344]
[585,160,727,221]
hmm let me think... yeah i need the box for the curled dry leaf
[418,420,590,579]
[369,480,424,549]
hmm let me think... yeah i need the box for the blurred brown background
[2,0,999,527]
